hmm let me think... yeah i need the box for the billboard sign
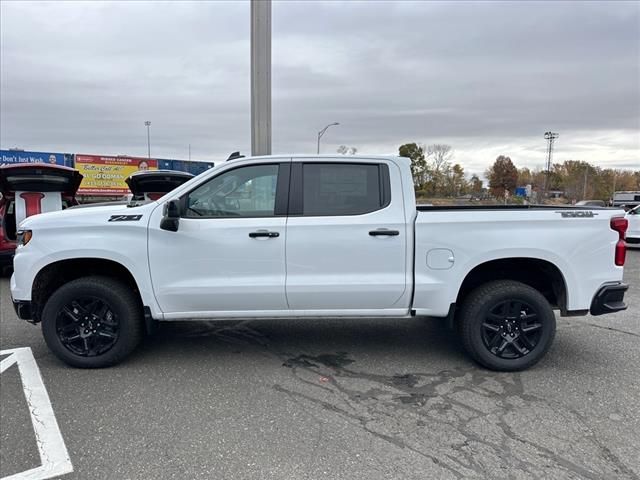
[157,158,215,175]
[75,154,157,195]
[0,150,68,166]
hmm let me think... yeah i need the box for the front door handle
[249,230,280,238]
[369,229,400,236]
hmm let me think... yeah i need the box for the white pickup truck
[10,155,630,370]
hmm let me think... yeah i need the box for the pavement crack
[22,382,51,467]
[276,351,639,479]
[581,322,640,338]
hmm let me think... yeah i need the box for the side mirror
[160,199,180,232]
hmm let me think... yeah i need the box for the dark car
[0,164,83,269]
[70,169,196,210]
[125,169,194,201]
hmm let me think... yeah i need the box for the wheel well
[31,258,141,323]
[456,258,567,313]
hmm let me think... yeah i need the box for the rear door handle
[369,229,400,236]
[249,230,280,238]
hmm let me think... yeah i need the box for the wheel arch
[31,258,143,323]
[456,257,568,314]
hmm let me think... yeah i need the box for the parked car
[125,169,195,202]
[575,200,606,207]
[1,164,82,270]
[69,169,195,209]
[626,205,640,246]
[11,155,629,370]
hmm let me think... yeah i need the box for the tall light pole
[317,122,339,154]
[583,168,588,199]
[542,131,559,198]
[144,121,151,158]
[251,0,271,156]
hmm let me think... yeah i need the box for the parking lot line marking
[0,347,73,480]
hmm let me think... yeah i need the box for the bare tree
[426,144,454,196]
[426,144,453,170]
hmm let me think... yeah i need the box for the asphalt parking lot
[1,250,639,480]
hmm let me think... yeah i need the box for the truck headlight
[17,230,33,246]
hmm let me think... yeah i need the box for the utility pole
[144,121,151,158]
[250,0,271,156]
[583,168,588,199]
[188,144,191,162]
[317,122,339,154]
[542,131,559,198]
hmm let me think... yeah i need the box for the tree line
[396,143,639,201]
[486,156,640,201]
[398,143,476,197]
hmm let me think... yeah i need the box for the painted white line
[0,347,73,480]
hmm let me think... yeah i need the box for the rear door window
[301,163,389,216]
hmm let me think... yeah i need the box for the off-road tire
[41,276,143,368]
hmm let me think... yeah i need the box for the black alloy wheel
[458,280,556,371]
[481,300,542,359]
[56,297,120,357]
[41,276,143,368]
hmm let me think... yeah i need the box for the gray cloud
[1,0,638,173]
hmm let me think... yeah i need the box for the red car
[0,164,83,270]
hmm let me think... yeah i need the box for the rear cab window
[298,162,390,216]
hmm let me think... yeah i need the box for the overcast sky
[1,0,638,175]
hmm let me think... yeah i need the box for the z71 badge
[108,215,143,222]
[558,211,597,218]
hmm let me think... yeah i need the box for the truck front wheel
[41,276,144,368]
[458,280,556,371]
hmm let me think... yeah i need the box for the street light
[542,131,559,197]
[317,122,339,154]
[144,121,152,158]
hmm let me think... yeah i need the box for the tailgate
[0,164,83,195]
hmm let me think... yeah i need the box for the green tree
[487,155,518,198]
[444,163,468,196]
[399,143,427,189]
[470,174,484,194]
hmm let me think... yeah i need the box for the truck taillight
[610,217,628,266]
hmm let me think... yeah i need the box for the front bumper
[590,283,628,316]
[12,298,34,321]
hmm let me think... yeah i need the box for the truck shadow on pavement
[133,318,636,480]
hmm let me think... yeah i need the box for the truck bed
[411,204,625,317]
[417,204,614,212]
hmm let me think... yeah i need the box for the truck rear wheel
[458,280,556,371]
[41,276,143,368]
